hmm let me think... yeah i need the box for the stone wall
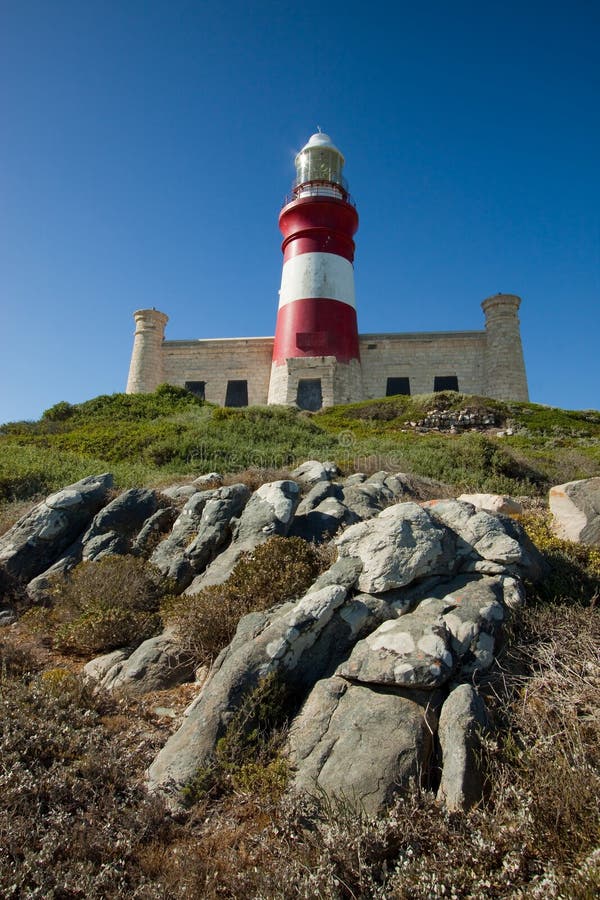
[359,331,487,399]
[162,337,274,406]
[126,295,529,405]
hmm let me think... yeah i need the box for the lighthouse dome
[294,131,347,196]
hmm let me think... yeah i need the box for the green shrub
[519,512,600,604]
[181,673,292,806]
[24,555,171,656]
[162,536,333,667]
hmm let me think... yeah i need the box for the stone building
[126,133,529,409]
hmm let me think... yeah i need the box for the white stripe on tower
[278,252,356,309]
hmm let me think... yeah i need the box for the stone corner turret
[126,308,169,394]
[481,294,529,401]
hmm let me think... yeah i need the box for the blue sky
[1,0,598,423]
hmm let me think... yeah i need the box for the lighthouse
[267,131,362,409]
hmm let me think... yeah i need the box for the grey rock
[187,480,300,593]
[150,489,221,589]
[193,473,224,487]
[100,629,195,695]
[290,497,356,542]
[0,607,17,626]
[147,583,348,802]
[159,484,201,501]
[337,597,455,689]
[310,556,363,592]
[83,648,131,685]
[295,481,343,515]
[82,489,159,544]
[287,676,440,815]
[549,477,600,546]
[335,502,454,593]
[132,506,178,555]
[343,472,367,485]
[437,684,488,811]
[0,473,113,582]
[290,460,339,485]
[183,484,251,572]
[424,499,546,581]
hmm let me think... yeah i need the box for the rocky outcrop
[0,474,113,582]
[186,480,300,593]
[90,628,196,695]
[288,677,441,816]
[146,495,545,813]
[151,484,251,591]
[549,477,600,546]
[0,463,551,817]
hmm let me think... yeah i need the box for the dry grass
[1,598,599,898]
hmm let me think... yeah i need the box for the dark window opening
[225,380,248,407]
[367,343,377,349]
[434,376,459,392]
[185,381,206,400]
[297,379,323,411]
[386,377,411,396]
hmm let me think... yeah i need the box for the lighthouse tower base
[267,357,363,410]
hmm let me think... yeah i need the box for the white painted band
[278,252,356,310]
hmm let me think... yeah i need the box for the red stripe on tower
[271,132,360,367]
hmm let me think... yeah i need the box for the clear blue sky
[1,0,599,423]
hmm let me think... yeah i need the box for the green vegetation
[162,536,332,667]
[2,387,599,507]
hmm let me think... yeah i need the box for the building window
[297,379,323,411]
[185,381,206,400]
[434,376,459,392]
[386,377,410,396]
[225,380,248,407]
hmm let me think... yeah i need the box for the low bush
[181,673,292,806]
[162,536,333,667]
[21,555,171,656]
[519,512,600,604]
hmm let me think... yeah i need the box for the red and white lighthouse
[267,132,362,409]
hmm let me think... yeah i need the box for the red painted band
[280,196,358,240]
[282,231,355,263]
[272,298,360,365]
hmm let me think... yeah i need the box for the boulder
[83,648,131,685]
[549,477,600,545]
[287,676,440,815]
[98,629,196,695]
[337,597,455,690]
[183,484,251,573]
[193,473,224,487]
[0,474,113,582]
[289,497,356,542]
[290,460,339,485]
[424,499,546,581]
[150,485,240,592]
[458,493,523,516]
[335,502,454,593]
[159,484,200,501]
[437,684,488,811]
[295,481,343,516]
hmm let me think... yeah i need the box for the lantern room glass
[295,147,344,188]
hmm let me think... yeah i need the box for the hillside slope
[1,387,599,507]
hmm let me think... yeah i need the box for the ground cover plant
[1,388,599,507]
